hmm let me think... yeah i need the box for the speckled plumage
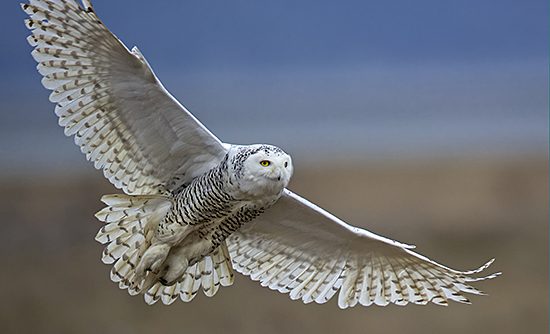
[94,144,290,301]
[23,0,500,308]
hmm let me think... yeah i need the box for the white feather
[23,0,499,309]
[23,0,228,195]
[227,189,501,308]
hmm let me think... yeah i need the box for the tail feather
[95,194,171,245]
[95,194,171,285]
[216,243,235,286]
[199,257,216,297]
[141,244,235,305]
[95,193,235,305]
[111,248,139,285]
[144,283,162,305]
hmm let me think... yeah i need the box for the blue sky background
[0,0,547,172]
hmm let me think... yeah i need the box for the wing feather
[228,189,500,308]
[23,0,227,194]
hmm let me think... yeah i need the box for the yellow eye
[260,160,271,167]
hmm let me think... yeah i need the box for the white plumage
[23,0,500,308]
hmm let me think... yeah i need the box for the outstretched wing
[23,0,227,194]
[227,189,500,308]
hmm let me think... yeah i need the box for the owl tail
[94,194,172,295]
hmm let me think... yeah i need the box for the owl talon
[159,256,189,286]
[136,243,171,277]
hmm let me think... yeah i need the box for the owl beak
[269,170,282,182]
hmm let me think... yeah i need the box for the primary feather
[22,0,226,195]
[23,0,499,308]
[228,190,500,308]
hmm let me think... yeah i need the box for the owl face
[229,144,293,199]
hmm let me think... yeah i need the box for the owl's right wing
[23,0,228,195]
[227,189,500,308]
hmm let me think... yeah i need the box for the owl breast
[161,159,282,264]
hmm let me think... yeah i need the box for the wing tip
[464,258,500,276]
[82,0,95,12]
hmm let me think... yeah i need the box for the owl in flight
[22,0,499,308]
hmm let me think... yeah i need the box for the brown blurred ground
[0,155,547,334]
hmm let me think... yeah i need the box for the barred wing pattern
[228,190,500,308]
[23,0,227,195]
[24,0,499,308]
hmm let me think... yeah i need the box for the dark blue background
[1,0,547,172]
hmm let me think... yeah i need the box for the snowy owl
[22,0,499,308]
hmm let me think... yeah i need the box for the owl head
[228,144,293,199]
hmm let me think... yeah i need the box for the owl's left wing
[227,189,500,308]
